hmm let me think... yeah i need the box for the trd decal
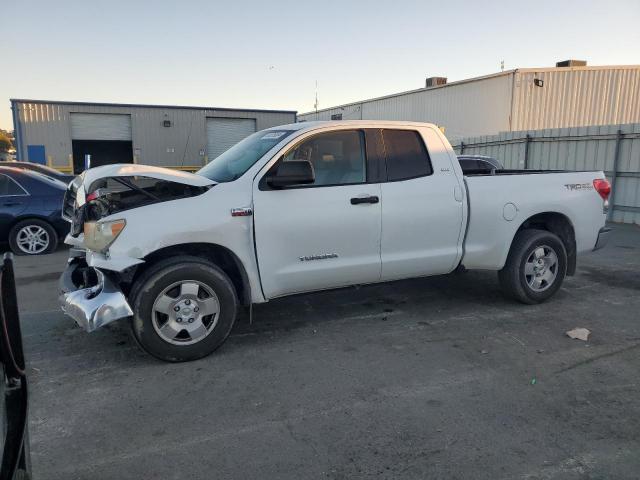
[564,183,594,191]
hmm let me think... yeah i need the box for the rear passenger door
[379,128,465,280]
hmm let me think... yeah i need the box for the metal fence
[452,123,640,224]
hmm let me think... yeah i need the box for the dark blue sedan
[0,161,75,184]
[0,167,69,255]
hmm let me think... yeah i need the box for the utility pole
[314,80,319,120]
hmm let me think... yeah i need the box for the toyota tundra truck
[59,121,612,362]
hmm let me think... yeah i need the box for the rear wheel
[129,256,238,362]
[498,229,567,304]
[9,219,58,255]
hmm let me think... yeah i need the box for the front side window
[0,174,27,196]
[382,130,433,181]
[281,130,366,186]
[198,129,296,183]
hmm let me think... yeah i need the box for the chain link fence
[452,123,640,224]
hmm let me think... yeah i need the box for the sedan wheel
[9,219,58,256]
[16,225,50,255]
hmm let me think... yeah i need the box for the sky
[2,0,639,130]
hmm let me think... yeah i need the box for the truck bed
[461,169,607,271]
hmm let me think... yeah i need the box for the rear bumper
[593,226,612,251]
[58,252,133,332]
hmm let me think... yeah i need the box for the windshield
[198,129,296,182]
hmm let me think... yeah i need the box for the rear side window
[382,130,432,181]
[0,174,27,196]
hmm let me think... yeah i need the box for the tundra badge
[299,253,339,262]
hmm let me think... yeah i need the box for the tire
[8,219,58,256]
[498,229,567,304]
[129,256,238,362]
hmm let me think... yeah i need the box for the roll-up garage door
[206,118,256,160]
[70,113,132,140]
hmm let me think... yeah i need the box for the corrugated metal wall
[299,73,514,141]
[512,67,640,131]
[12,101,296,170]
[453,123,640,225]
[299,66,640,143]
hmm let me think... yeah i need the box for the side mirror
[267,160,315,188]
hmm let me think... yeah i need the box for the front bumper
[59,253,133,332]
[593,226,613,251]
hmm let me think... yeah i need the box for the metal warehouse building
[11,100,296,173]
[298,62,640,141]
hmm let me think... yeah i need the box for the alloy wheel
[151,280,220,345]
[16,225,50,255]
[524,245,558,292]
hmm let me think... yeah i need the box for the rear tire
[129,256,238,362]
[498,229,567,304]
[8,219,58,256]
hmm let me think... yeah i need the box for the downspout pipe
[10,100,23,161]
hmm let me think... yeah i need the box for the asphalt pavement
[9,223,640,479]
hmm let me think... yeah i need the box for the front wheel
[129,257,238,362]
[498,229,567,304]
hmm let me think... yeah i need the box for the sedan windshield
[198,129,296,182]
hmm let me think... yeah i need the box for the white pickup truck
[59,121,612,362]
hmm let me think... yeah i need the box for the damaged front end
[68,172,213,238]
[59,165,215,331]
[59,249,133,332]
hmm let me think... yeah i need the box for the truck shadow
[228,270,516,346]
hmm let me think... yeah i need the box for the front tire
[129,256,238,362]
[9,219,58,255]
[498,229,567,304]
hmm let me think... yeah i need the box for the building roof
[299,64,640,116]
[10,98,297,115]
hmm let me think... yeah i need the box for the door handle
[350,195,379,205]
[454,185,463,202]
[2,202,22,207]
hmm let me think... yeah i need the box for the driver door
[253,129,383,299]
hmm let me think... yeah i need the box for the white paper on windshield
[261,131,287,140]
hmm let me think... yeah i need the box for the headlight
[84,219,126,253]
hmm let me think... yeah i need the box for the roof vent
[556,59,587,67]
[425,77,447,88]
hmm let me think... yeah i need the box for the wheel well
[133,243,251,305]
[516,212,577,275]
[11,216,53,230]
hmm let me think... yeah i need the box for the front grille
[62,184,77,221]
[71,208,84,237]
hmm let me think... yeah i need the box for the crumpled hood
[80,163,215,190]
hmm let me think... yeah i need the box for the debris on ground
[480,349,489,355]
[566,328,591,341]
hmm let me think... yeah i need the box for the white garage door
[206,117,256,160]
[70,113,132,141]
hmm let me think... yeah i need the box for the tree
[0,131,12,153]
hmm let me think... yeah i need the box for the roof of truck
[272,120,439,131]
